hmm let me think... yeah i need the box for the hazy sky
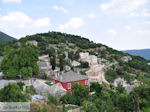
[0,0,150,50]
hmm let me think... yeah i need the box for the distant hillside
[0,31,17,41]
[123,49,150,60]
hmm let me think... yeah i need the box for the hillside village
[0,32,150,112]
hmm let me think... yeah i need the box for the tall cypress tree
[50,56,56,70]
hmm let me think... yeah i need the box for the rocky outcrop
[113,77,134,92]
[121,56,132,62]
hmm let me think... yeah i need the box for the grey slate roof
[55,71,88,83]
[32,79,66,97]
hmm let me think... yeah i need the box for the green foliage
[0,41,13,56]
[0,83,27,102]
[43,72,47,79]
[59,54,65,71]
[48,47,55,57]
[139,108,150,112]
[105,69,118,82]
[116,93,134,112]
[68,51,80,61]
[131,84,150,111]
[0,45,39,78]
[80,70,86,75]
[50,56,56,70]
[60,104,67,112]
[60,83,89,106]
[47,95,57,106]
[68,51,74,60]
[17,82,25,90]
[90,82,102,96]
[116,84,126,94]
[80,61,89,68]
[128,58,150,73]
[25,86,36,95]
[36,105,49,112]
[82,100,98,112]
[20,67,32,78]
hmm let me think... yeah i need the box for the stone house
[86,65,108,84]
[80,52,98,65]
[27,40,38,46]
[32,79,66,97]
[37,61,51,77]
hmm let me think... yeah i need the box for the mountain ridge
[0,31,17,41]
[123,49,150,60]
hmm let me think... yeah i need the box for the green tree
[80,61,89,68]
[20,67,32,78]
[1,45,39,78]
[90,82,102,96]
[43,72,47,79]
[59,54,65,71]
[68,51,74,60]
[50,56,56,70]
[116,93,134,112]
[0,83,27,102]
[60,104,67,112]
[105,69,118,82]
[47,95,57,106]
[82,100,98,112]
[60,83,89,105]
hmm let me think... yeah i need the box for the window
[68,83,71,89]
[85,80,88,85]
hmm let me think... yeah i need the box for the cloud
[34,18,50,27]
[137,30,150,35]
[0,11,50,30]
[108,29,117,35]
[141,9,150,17]
[53,6,68,14]
[87,12,98,19]
[100,0,148,13]
[129,12,139,17]
[59,17,85,29]
[130,9,150,17]
[2,0,21,3]
[126,25,132,30]
[144,21,150,25]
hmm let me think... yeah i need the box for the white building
[27,40,38,46]
[80,52,98,65]
[86,65,108,84]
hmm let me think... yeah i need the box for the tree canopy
[0,45,39,78]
